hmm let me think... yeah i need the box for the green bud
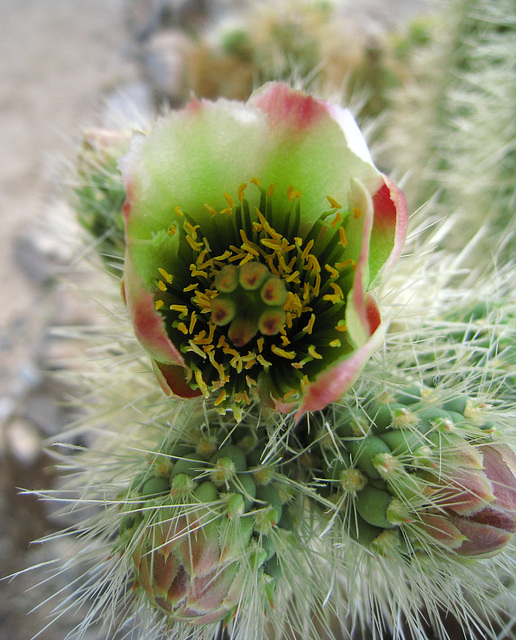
[394,385,421,405]
[348,436,391,480]
[255,484,282,531]
[355,485,397,529]
[417,407,454,434]
[379,429,424,455]
[211,445,247,472]
[442,396,468,415]
[141,475,170,497]
[170,473,196,497]
[170,453,207,480]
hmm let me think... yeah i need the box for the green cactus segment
[311,386,509,558]
[118,419,292,624]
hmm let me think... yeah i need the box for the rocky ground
[0,1,432,638]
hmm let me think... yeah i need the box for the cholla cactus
[308,388,516,557]
[384,0,516,260]
[19,4,516,636]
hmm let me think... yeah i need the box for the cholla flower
[121,82,407,419]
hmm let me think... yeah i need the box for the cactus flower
[121,82,408,418]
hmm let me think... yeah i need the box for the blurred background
[2,0,487,638]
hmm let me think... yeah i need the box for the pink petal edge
[348,178,375,342]
[373,174,409,273]
[294,307,386,421]
[152,361,202,399]
[249,82,328,131]
[123,252,185,367]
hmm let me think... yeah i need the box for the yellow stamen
[267,183,274,197]
[229,354,244,374]
[191,329,206,344]
[301,239,315,260]
[313,272,321,297]
[257,337,264,353]
[170,304,188,314]
[331,211,342,229]
[330,282,344,299]
[287,185,301,201]
[214,250,233,263]
[224,193,235,208]
[261,238,280,251]
[241,242,260,257]
[325,264,339,279]
[300,374,310,393]
[189,312,197,334]
[246,375,257,387]
[306,254,321,272]
[185,221,199,238]
[271,345,296,360]
[194,370,209,397]
[214,389,227,406]
[158,280,167,292]
[204,203,218,216]
[285,270,301,284]
[353,208,361,219]
[280,334,290,347]
[177,322,188,335]
[183,283,198,292]
[174,206,184,217]
[257,354,272,368]
[329,339,341,347]
[238,183,247,202]
[168,224,177,235]
[220,207,232,215]
[186,236,204,251]
[190,266,209,279]
[335,259,356,270]
[335,321,347,332]
[239,252,255,266]
[155,300,164,310]
[250,177,261,186]
[338,227,348,248]
[327,196,342,209]
[158,268,173,284]
[308,345,322,359]
[208,350,226,381]
[304,313,316,334]
[282,389,297,401]
[189,341,207,360]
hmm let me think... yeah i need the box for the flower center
[211,262,287,347]
[153,179,357,417]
